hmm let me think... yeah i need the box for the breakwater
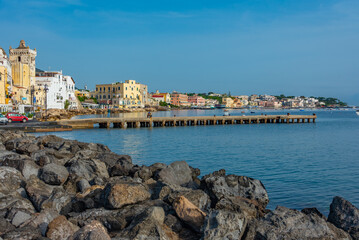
[58,114,317,129]
[0,129,358,239]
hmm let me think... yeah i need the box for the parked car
[0,114,8,125]
[6,112,29,123]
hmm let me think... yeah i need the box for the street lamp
[30,85,35,113]
[44,84,49,121]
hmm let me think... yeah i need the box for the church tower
[9,40,37,104]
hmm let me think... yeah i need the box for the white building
[35,70,77,109]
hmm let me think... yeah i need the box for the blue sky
[1,0,359,104]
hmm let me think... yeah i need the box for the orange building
[170,93,190,106]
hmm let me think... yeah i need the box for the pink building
[171,93,190,106]
[188,95,205,106]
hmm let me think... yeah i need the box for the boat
[215,104,226,109]
[356,110,359,116]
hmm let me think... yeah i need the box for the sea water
[33,109,359,215]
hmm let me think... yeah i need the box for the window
[96,88,98,91]
[103,95,106,99]
[18,56,21,61]
[118,87,120,90]
[99,87,102,92]
[108,95,110,99]
[108,87,110,91]
[100,95,102,99]
[126,87,127,90]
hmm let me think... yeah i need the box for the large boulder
[24,209,59,236]
[114,206,177,240]
[201,171,269,209]
[0,130,27,143]
[245,206,352,240]
[173,196,206,233]
[328,196,359,239]
[167,189,211,212]
[73,185,105,211]
[0,192,36,217]
[202,209,247,240]
[2,225,42,240]
[67,158,109,181]
[104,183,151,209]
[47,215,79,240]
[4,136,39,155]
[40,163,69,185]
[215,196,268,219]
[70,220,111,240]
[157,161,193,187]
[25,175,54,211]
[0,167,24,195]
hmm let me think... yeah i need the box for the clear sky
[1,0,358,104]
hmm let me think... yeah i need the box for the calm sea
[34,109,359,215]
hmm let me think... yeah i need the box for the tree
[64,100,70,110]
[159,101,168,107]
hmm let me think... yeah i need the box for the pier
[57,114,317,129]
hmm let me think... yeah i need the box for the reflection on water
[35,109,359,215]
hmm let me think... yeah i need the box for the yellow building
[9,40,37,105]
[91,80,147,108]
[222,97,234,108]
[0,47,12,106]
[75,90,90,98]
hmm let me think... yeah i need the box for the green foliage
[77,96,87,102]
[91,97,98,104]
[159,101,168,106]
[27,113,34,118]
[317,97,347,106]
[198,94,222,104]
[64,100,70,110]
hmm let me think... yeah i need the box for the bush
[64,100,70,110]
[159,101,168,107]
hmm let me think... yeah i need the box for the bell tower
[9,40,37,104]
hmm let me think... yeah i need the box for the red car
[6,113,29,123]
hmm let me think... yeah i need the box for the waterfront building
[170,93,190,107]
[75,89,90,98]
[222,97,234,108]
[151,90,171,104]
[35,70,77,109]
[9,40,37,106]
[204,98,219,107]
[188,94,205,106]
[92,80,147,108]
[0,47,13,112]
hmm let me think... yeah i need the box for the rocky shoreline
[0,130,358,240]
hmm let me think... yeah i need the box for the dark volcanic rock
[68,158,109,181]
[157,161,193,187]
[46,215,79,240]
[244,206,352,240]
[25,175,54,211]
[0,166,24,195]
[202,209,247,240]
[71,220,111,240]
[201,173,269,209]
[215,196,268,219]
[40,163,69,185]
[104,182,151,209]
[328,196,359,239]
[114,206,177,240]
[2,225,42,240]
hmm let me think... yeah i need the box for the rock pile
[0,129,358,239]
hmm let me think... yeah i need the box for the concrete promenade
[57,114,317,129]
